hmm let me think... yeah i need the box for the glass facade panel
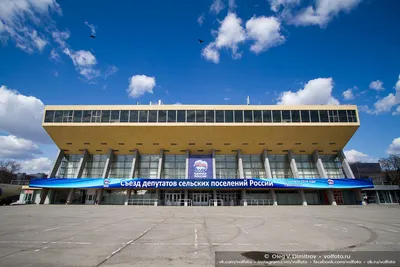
[82,111,91,122]
[234,110,243,123]
[62,110,73,123]
[282,110,291,122]
[272,110,281,122]
[294,154,319,178]
[196,110,205,122]
[129,110,138,122]
[253,110,262,122]
[339,110,348,122]
[186,110,195,122]
[244,110,253,122]
[225,110,233,122]
[168,110,177,122]
[101,110,110,123]
[139,110,148,122]
[310,110,319,122]
[82,154,108,178]
[54,110,63,122]
[347,110,357,122]
[269,154,292,178]
[57,154,83,178]
[158,110,167,122]
[206,110,215,122]
[216,154,238,178]
[108,155,133,178]
[148,110,157,122]
[135,154,159,178]
[301,110,310,122]
[91,110,102,123]
[319,110,329,122]
[242,154,265,178]
[177,110,186,122]
[110,110,120,123]
[320,154,345,178]
[73,110,82,122]
[328,110,339,122]
[161,155,186,179]
[291,110,300,122]
[263,110,272,122]
[120,110,129,122]
[44,110,55,122]
[216,110,224,122]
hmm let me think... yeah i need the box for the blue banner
[188,155,213,179]
[29,178,374,189]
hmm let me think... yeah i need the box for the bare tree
[379,154,400,185]
[0,160,21,184]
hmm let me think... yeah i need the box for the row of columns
[40,148,364,206]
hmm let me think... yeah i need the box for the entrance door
[217,192,237,206]
[85,189,96,205]
[192,193,209,206]
[165,193,182,206]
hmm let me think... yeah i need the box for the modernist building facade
[21,104,373,206]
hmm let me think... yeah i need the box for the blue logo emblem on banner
[104,178,111,188]
[189,155,213,179]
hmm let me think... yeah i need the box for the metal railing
[242,199,274,206]
[165,199,193,206]
[127,198,157,205]
[373,181,396,186]
[10,180,30,185]
[208,199,224,206]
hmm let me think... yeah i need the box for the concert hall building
[21,104,373,206]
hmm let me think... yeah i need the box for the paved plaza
[0,205,399,266]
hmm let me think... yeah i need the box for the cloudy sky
[0,0,399,174]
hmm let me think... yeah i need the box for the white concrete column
[50,149,65,178]
[270,189,278,206]
[102,149,114,178]
[184,149,189,206]
[155,149,164,206]
[288,150,307,206]
[238,150,246,206]
[313,150,328,178]
[39,188,50,204]
[128,150,138,178]
[124,189,132,205]
[263,150,277,206]
[212,149,217,206]
[327,189,337,206]
[339,150,355,179]
[375,191,380,204]
[66,149,88,205]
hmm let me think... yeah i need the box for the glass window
[263,110,272,122]
[120,111,129,122]
[54,110,63,122]
[225,110,234,122]
[244,110,253,122]
[347,110,357,122]
[148,110,157,122]
[129,110,138,122]
[91,110,102,122]
[73,110,82,123]
[253,110,262,122]
[196,110,205,122]
[301,110,310,122]
[139,110,148,122]
[44,110,55,122]
[206,110,215,122]
[101,110,110,123]
[234,110,243,123]
[339,110,348,122]
[272,110,281,122]
[168,110,177,122]
[216,110,224,123]
[177,110,185,122]
[186,110,195,122]
[319,110,329,122]
[282,110,291,122]
[110,110,120,123]
[291,110,300,122]
[328,110,339,122]
[310,110,319,122]
[158,110,167,122]
[62,110,74,123]
[82,111,91,122]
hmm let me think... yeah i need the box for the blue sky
[0,0,399,173]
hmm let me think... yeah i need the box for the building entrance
[165,192,183,206]
[191,192,210,206]
[216,191,239,206]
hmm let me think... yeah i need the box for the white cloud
[51,29,70,48]
[342,88,354,100]
[63,48,100,81]
[292,0,362,27]
[20,157,53,174]
[277,77,340,105]
[84,21,96,36]
[393,106,400,116]
[358,105,373,114]
[0,0,60,53]
[387,137,400,155]
[372,75,400,114]
[0,135,43,160]
[210,0,225,14]
[201,42,220,63]
[173,102,182,105]
[198,13,205,25]
[344,149,377,163]
[369,80,384,91]
[215,12,246,59]
[224,97,230,101]
[268,0,301,12]
[228,0,237,10]
[245,16,285,54]
[0,85,49,143]
[127,75,156,98]
[53,70,59,77]
[104,66,118,79]
[49,49,60,61]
